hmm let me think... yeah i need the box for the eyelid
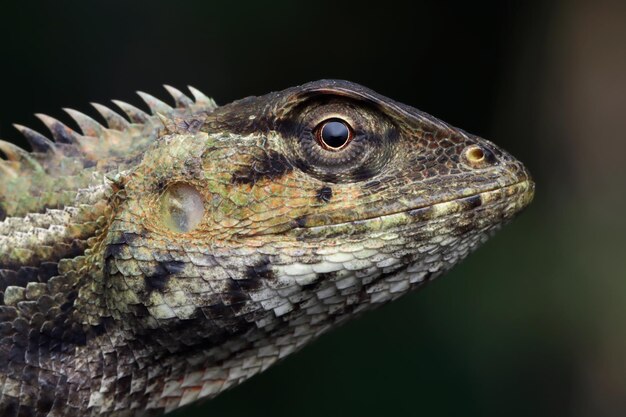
[311,113,356,128]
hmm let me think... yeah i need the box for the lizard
[0,79,534,417]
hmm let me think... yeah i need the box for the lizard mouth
[292,179,534,238]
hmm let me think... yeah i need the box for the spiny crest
[0,85,217,219]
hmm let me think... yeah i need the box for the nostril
[466,146,485,162]
[463,145,495,167]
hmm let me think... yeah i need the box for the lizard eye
[160,183,205,233]
[315,119,353,150]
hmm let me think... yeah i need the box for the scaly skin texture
[0,80,534,416]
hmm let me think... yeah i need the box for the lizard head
[0,80,534,415]
[104,79,533,351]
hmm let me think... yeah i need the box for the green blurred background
[1,1,625,416]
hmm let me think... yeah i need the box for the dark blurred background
[1,1,625,416]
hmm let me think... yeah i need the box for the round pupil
[321,121,350,149]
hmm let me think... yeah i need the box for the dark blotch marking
[316,186,333,203]
[17,267,39,286]
[107,231,144,246]
[292,159,343,184]
[1,397,18,417]
[461,195,482,210]
[400,254,414,265]
[293,216,308,228]
[103,244,126,260]
[38,263,58,283]
[83,159,97,169]
[0,261,25,272]
[202,303,231,320]
[144,272,169,292]
[301,272,335,292]
[36,391,54,415]
[230,278,262,292]
[144,260,185,292]
[292,157,312,176]
[363,180,381,190]
[162,260,185,274]
[0,269,19,290]
[231,150,292,185]
[349,165,377,181]
[104,232,145,260]
[245,256,274,281]
[0,263,60,294]
[224,279,250,306]
[407,205,434,221]
[30,289,93,355]
[155,178,167,192]
[116,375,133,394]
[0,205,6,222]
[61,323,87,347]
[135,306,256,357]
[122,231,143,245]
